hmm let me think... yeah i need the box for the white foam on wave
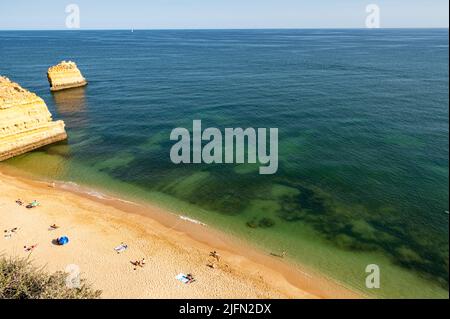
[86,190,108,200]
[56,180,145,207]
[179,215,207,226]
[56,180,200,224]
[58,181,81,191]
[116,198,143,206]
[57,180,110,200]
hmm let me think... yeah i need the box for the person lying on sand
[176,273,196,284]
[15,199,23,206]
[131,258,146,270]
[4,228,19,239]
[207,262,217,269]
[186,274,196,284]
[24,244,38,252]
[50,224,60,230]
[115,243,128,254]
[209,250,221,262]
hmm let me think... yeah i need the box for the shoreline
[0,165,364,299]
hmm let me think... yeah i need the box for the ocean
[0,29,448,298]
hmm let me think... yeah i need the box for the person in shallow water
[270,251,287,258]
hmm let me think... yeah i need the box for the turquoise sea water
[0,29,448,298]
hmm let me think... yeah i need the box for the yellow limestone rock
[47,61,87,91]
[0,76,67,161]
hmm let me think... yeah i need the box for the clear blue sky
[0,0,448,30]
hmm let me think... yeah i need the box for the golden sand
[0,168,362,299]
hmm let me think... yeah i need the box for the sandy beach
[0,168,362,299]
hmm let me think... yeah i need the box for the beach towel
[114,243,128,253]
[26,201,40,209]
[176,273,190,284]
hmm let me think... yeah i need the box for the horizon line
[0,27,449,32]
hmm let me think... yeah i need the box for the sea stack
[47,61,87,91]
[0,76,67,161]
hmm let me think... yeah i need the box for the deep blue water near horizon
[0,29,448,298]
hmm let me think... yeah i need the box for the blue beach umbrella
[57,236,69,245]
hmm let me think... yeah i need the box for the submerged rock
[258,217,276,228]
[0,76,67,161]
[246,217,276,229]
[47,61,87,91]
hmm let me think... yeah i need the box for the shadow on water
[51,86,89,129]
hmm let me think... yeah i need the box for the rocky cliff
[0,76,67,161]
[47,61,87,91]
